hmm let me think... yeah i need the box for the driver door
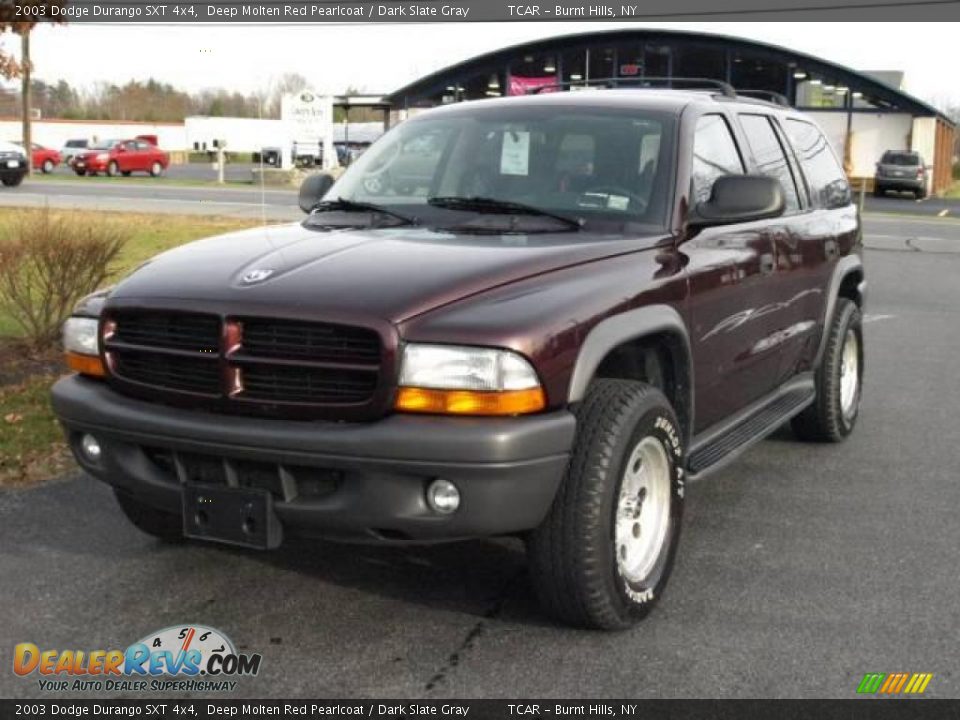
[683,113,781,432]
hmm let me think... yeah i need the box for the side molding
[567,304,694,440]
[813,255,864,368]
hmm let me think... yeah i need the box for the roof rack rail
[733,89,791,107]
[528,76,736,98]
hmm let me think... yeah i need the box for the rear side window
[881,151,920,166]
[784,119,852,209]
[691,114,744,204]
[738,114,801,214]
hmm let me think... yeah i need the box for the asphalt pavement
[0,214,958,699]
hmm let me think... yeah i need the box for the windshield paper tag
[500,131,530,176]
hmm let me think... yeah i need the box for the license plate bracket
[182,483,281,549]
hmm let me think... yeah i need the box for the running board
[686,375,815,480]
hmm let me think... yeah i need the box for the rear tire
[873,185,884,197]
[41,159,54,174]
[75,169,86,176]
[114,489,184,543]
[792,297,863,442]
[150,162,163,177]
[528,379,684,630]
[1,174,24,187]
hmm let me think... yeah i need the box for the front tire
[528,379,684,630]
[1,174,24,187]
[114,489,184,543]
[41,159,54,174]
[792,297,863,442]
[107,161,120,177]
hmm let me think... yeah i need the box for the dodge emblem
[242,268,274,284]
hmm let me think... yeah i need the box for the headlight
[63,316,105,377]
[395,344,545,416]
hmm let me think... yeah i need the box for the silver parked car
[874,150,927,199]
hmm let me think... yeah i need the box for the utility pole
[20,28,32,177]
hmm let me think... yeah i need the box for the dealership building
[385,29,957,194]
[3,29,955,192]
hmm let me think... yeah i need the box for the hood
[0,140,26,157]
[109,222,669,323]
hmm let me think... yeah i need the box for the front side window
[328,105,676,232]
[738,114,801,213]
[691,114,744,205]
[784,119,851,209]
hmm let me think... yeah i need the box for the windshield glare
[328,105,675,230]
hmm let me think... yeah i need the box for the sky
[4,21,960,109]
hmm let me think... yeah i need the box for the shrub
[0,209,126,349]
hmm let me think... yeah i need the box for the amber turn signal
[65,351,106,378]
[395,387,546,416]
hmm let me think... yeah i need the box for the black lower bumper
[52,376,575,544]
[876,178,924,192]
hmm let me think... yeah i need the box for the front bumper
[52,375,575,544]
[72,158,108,172]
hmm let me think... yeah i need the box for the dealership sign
[281,91,337,169]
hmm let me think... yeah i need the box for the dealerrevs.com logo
[13,625,262,693]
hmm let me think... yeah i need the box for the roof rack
[733,89,790,107]
[527,76,736,98]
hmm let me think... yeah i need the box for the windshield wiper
[427,196,583,231]
[309,197,419,226]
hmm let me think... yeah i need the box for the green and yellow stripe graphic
[857,672,933,695]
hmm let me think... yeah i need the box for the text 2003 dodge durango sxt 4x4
[53,86,865,629]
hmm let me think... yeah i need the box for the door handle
[759,253,775,275]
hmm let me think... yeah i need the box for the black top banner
[4,0,960,22]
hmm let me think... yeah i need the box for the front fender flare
[566,304,694,443]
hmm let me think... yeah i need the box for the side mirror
[298,172,336,214]
[690,175,785,227]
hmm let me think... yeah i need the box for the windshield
[328,104,675,231]
[881,152,920,166]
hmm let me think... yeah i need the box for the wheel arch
[567,305,694,445]
[814,255,865,369]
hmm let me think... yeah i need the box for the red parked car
[15,142,62,173]
[71,138,170,177]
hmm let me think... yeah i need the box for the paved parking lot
[1,214,958,699]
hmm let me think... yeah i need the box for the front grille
[242,318,380,364]
[112,349,220,395]
[112,310,219,352]
[104,309,385,419]
[242,365,378,404]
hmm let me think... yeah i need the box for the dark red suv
[53,86,864,629]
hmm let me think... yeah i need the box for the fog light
[80,434,101,462]
[426,479,460,515]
